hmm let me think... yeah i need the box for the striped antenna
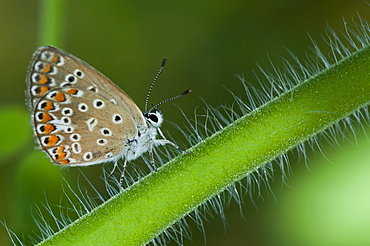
[145,58,167,111]
[150,89,192,111]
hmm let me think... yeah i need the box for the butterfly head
[144,107,163,128]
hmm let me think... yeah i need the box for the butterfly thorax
[124,108,164,161]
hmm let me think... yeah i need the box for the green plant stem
[38,46,370,246]
[38,0,66,46]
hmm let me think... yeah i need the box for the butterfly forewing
[27,46,147,166]
[27,46,145,124]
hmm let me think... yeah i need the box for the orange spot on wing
[55,146,67,161]
[39,75,49,84]
[52,54,60,64]
[55,92,65,102]
[44,124,55,134]
[40,86,49,96]
[41,112,52,122]
[44,101,54,111]
[47,135,59,146]
[60,159,70,164]
[67,89,78,95]
[43,64,51,73]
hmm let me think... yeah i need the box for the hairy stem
[38,42,370,245]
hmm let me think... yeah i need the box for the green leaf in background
[11,151,66,237]
[0,105,31,163]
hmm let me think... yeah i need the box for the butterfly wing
[26,46,147,165]
[27,46,146,125]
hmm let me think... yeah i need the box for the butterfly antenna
[145,58,167,111]
[151,89,192,110]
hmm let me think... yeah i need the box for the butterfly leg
[119,159,128,188]
[106,160,127,189]
[148,140,156,170]
[156,128,190,154]
[106,161,119,180]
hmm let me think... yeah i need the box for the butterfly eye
[148,114,158,123]
[145,110,163,128]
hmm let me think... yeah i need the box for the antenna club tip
[182,89,192,95]
[161,57,167,67]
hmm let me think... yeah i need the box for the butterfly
[26,46,190,185]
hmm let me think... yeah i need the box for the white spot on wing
[65,74,77,83]
[71,143,81,153]
[83,152,93,161]
[112,113,123,124]
[97,138,108,146]
[65,126,74,133]
[62,107,73,116]
[104,152,113,159]
[40,51,53,61]
[78,103,88,112]
[86,118,97,132]
[101,128,112,136]
[74,69,84,78]
[87,86,98,93]
[93,99,105,109]
[61,117,71,125]
[70,133,81,141]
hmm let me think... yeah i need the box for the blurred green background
[1,0,370,245]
